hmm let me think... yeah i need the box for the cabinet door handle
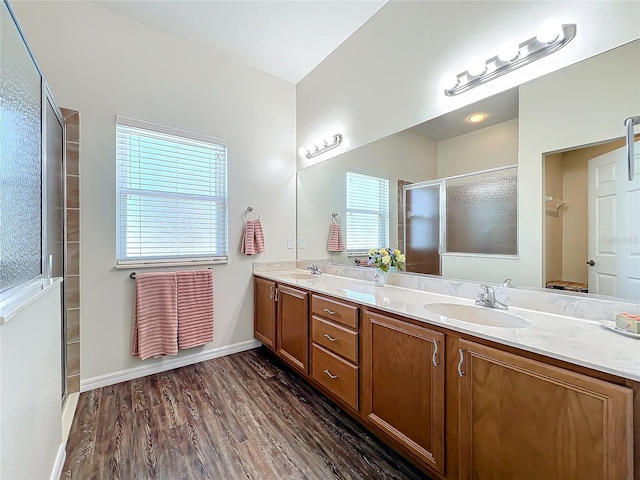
[432,340,439,367]
[457,349,465,377]
[323,369,338,379]
[269,286,273,299]
[323,308,337,315]
[323,334,337,342]
[275,288,278,302]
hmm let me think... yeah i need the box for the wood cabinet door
[254,277,276,349]
[362,310,445,474]
[277,285,309,374]
[457,339,633,480]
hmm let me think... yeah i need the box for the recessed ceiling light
[467,113,487,123]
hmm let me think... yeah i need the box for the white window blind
[346,169,389,253]
[116,116,228,266]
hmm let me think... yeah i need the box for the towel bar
[129,267,213,279]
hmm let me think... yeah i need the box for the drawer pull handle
[458,349,465,377]
[324,369,338,379]
[323,334,338,342]
[432,340,439,367]
[323,308,337,315]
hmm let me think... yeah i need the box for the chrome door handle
[625,116,640,181]
[432,340,439,367]
[324,369,338,379]
[458,349,465,377]
[323,334,337,342]
[323,308,337,315]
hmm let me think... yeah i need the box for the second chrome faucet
[475,285,508,310]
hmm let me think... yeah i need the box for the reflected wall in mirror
[297,40,640,302]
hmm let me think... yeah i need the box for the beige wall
[297,129,437,263]
[544,153,564,283]
[437,119,519,178]
[13,1,297,385]
[1,284,63,479]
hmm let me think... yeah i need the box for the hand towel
[241,219,266,255]
[328,223,345,252]
[177,270,214,349]
[131,272,178,360]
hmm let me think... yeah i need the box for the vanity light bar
[444,22,576,96]
[304,134,343,159]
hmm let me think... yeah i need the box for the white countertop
[255,270,640,382]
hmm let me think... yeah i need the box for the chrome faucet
[475,285,508,310]
[307,263,322,275]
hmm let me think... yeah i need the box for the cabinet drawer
[312,316,358,364]
[312,344,359,411]
[311,295,358,329]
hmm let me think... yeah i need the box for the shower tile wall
[61,108,80,394]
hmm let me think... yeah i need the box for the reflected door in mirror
[404,183,440,275]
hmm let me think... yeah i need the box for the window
[116,116,228,266]
[346,169,389,253]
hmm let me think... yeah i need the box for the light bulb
[536,19,563,44]
[467,58,487,77]
[442,74,459,91]
[467,113,487,123]
[498,41,520,62]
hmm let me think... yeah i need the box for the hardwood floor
[62,347,431,479]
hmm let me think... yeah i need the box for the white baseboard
[80,339,262,392]
[50,442,66,480]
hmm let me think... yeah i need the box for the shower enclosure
[402,166,518,276]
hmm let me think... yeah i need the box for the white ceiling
[410,88,519,142]
[93,0,387,84]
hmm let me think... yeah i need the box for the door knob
[586,260,595,266]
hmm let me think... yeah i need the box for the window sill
[0,277,63,325]
[115,259,228,270]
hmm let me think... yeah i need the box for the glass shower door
[403,182,441,275]
[44,91,66,401]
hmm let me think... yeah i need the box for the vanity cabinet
[253,275,637,480]
[362,309,445,474]
[254,277,277,349]
[456,339,633,480]
[276,285,309,374]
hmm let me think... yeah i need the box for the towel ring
[331,213,341,224]
[243,207,261,221]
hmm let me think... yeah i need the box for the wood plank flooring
[62,347,432,479]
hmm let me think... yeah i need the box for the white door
[588,141,640,300]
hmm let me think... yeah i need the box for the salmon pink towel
[131,272,178,360]
[177,270,214,349]
[241,219,265,255]
[328,223,345,252]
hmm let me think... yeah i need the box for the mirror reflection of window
[345,169,389,254]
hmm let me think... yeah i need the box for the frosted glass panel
[0,3,42,292]
[445,168,517,255]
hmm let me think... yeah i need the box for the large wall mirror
[297,39,640,303]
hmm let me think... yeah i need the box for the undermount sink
[281,273,318,280]
[424,303,530,328]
